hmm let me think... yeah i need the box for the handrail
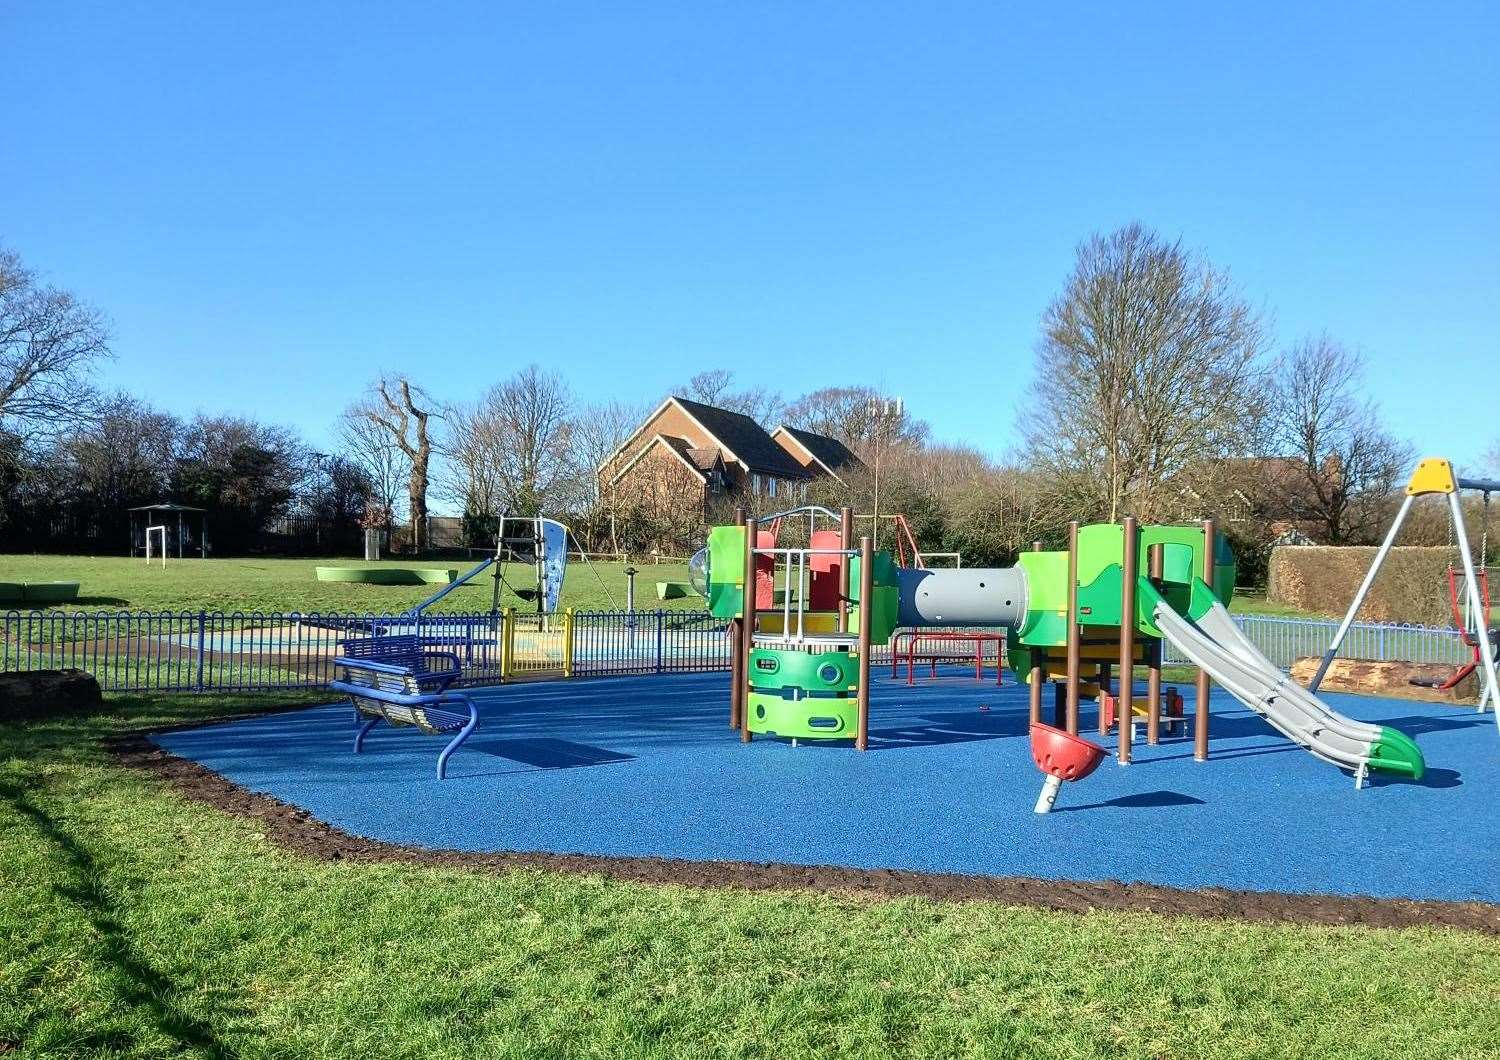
[409,556,496,615]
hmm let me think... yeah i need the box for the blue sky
[4,2,1497,465]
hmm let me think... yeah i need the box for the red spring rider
[1029,722,1107,814]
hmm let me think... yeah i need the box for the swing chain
[1482,490,1491,573]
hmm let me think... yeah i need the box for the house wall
[600,403,819,536]
[606,445,710,551]
[600,404,747,491]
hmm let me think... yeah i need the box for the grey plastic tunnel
[895,566,1029,629]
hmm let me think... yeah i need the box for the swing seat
[1412,567,1495,690]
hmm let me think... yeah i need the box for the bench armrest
[332,656,418,678]
[420,650,463,674]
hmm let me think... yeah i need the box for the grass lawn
[1223,591,1319,618]
[3,693,1498,1058]
[0,555,699,614]
[1,554,1327,623]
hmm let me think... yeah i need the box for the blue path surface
[155,671,1500,903]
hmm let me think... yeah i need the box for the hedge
[1267,545,1459,626]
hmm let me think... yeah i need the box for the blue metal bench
[330,635,478,779]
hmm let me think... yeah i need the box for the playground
[153,668,1498,909]
[6,480,1500,1058]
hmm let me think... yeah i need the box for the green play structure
[699,506,1424,786]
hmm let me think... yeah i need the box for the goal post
[145,524,168,567]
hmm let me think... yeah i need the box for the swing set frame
[1307,458,1500,728]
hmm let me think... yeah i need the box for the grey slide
[1150,596,1424,785]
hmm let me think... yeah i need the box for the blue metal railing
[1,607,1474,695]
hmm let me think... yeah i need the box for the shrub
[1268,545,1456,625]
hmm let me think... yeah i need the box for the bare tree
[0,246,111,450]
[681,369,784,425]
[568,398,649,549]
[1025,223,1269,522]
[440,399,504,529]
[685,369,734,406]
[783,386,928,451]
[446,365,574,520]
[945,465,1070,564]
[1263,335,1412,543]
[352,377,436,551]
[337,401,407,520]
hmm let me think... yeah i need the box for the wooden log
[1288,657,1482,705]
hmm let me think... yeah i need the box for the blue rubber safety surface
[155,670,1500,903]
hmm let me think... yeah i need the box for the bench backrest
[339,633,419,658]
[337,634,430,671]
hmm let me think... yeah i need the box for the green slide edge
[1368,727,1425,780]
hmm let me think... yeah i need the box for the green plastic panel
[1369,726,1425,779]
[1017,551,1069,613]
[706,524,746,619]
[846,551,900,645]
[748,647,859,693]
[1076,523,1124,587]
[1076,566,1124,627]
[1157,542,1196,584]
[746,691,858,740]
[1016,522,1238,644]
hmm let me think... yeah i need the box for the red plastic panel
[808,529,843,609]
[754,530,776,610]
[1029,722,1106,781]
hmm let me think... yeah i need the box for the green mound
[0,581,81,604]
[313,567,457,586]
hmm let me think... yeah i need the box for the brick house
[768,425,863,486]
[598,398,863,537]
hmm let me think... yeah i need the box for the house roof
[128,502,204,512]
[670,397,810,479]
[684,446,725,473]
[609,434,709,485]
[772,425,864,481]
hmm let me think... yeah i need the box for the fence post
[195,611,208,692]
[562,608,575,678]
[502,607,515,681]
[655,609,665,674]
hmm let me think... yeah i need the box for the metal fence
[1161,613,1471,670]
[1,606,1475,696]
[0,608,741,695]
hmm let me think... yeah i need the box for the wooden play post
[729,508,747,730]
[839,506,854,632]
[1118,516,1138,764]
[1195,518,1216,761]
[1065,521,1081,735]
[1028,539,1044,725]
[741,511,758,744]
[1146,543,1164,745]
[856,534,873,752]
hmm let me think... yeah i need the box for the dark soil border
[109,731,1499,935]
